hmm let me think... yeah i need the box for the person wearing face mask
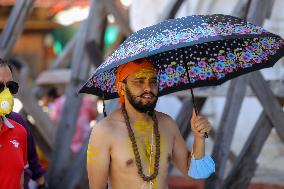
[5,58,47,189]
[0,58,28,189]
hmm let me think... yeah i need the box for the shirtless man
[87,59,213,189]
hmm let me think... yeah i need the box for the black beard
[125,86,158,113]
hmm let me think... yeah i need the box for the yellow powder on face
[134,69,156,79]
[87,145,98,164]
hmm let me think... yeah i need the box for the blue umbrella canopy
[79,14,284,99]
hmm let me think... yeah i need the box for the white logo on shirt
[10,140,19,148]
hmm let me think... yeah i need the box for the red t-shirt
[0,118,28,189]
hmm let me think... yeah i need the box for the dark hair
[47,87,60,99]
[0,58,13,73]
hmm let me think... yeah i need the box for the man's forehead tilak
[134,68,157,79]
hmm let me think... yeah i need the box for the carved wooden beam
[104,0,132,36]
[0,0,35,58]
[173,80,284,98]
[49,32,77,69]
[57,132,91,189]
[249,71,284,141]
[205,0,275,188]
[14,60,55,158]
[0,0,57,159]
[161,0,185,20]
[205,75,249,188]
[47,0,107,188]
[221,112,273,189]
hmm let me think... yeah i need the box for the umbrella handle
[102,94,107,117]
[190,88,208,138]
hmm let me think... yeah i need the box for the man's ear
[117,81,126,93]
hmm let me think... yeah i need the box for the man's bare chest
[110,129,173,171]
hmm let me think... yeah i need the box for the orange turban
[115,58,156,104]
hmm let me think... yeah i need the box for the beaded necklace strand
[121,105,160,182]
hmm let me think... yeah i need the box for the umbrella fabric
[79,14,284,99]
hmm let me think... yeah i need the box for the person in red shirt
[0,117,28,189]
[0,59,28,189]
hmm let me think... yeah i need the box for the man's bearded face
[124,68,158,113]
[125,85,158,113]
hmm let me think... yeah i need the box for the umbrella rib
[182,52,209,138]
[181,51,199,113]
[102,93,107,117]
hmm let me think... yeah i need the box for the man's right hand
[190,109,212,138]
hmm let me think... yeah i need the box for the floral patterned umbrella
[79,14,284,101]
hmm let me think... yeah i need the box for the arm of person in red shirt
[20,173,24,189]
[23,128,28,169]
[23,123,28,189]
[7,112,46,185]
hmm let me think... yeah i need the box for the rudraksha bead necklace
[121,105,160,182]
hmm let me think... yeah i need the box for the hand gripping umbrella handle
[190,88,209,138]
